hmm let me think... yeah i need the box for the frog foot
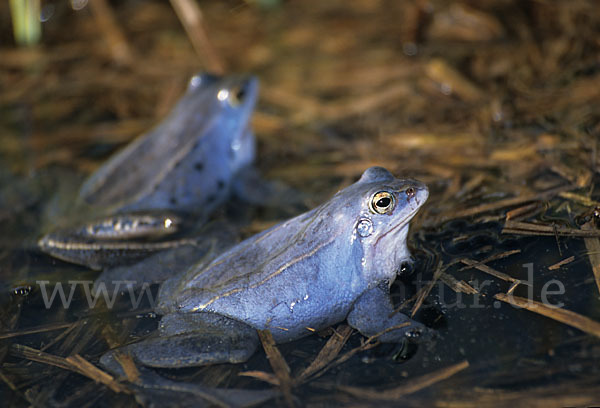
[402,321,437,344]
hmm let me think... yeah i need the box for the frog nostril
[406,187,416,198]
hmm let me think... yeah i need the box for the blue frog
[101,167,429,369]
[79,73,258,214]
[38,73,259,270]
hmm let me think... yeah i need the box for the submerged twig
[457,249,521,272]
[112,352,140,383]
[460,258,518,283]
[548,256,575,271]
[0,321,76,340]
[257,330,294,407]
[494,293,600,339]
[412,261,443,317]
[440,272,479,294]
[238,370,280,386]
[11,345,130,394]
[503,220,600,237]
[295,325,353,384]
[506,202,544,221]
[65,354,130,394]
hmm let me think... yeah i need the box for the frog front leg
[347,284,427,343]
[100,312,259,374]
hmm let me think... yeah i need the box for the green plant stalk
[10,0,42,46]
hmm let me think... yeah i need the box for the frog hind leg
[100,312,259,373]
[347,284,432,343]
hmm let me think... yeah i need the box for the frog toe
[376,319,432,343]
[99,349,129,379]
[403,323,436,344]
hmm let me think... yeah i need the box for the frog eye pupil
[376,197,391,208]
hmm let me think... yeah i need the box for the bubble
[356,218,373,237]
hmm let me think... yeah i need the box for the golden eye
[370,191,395,214]
[227,85,246,107]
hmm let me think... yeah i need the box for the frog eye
[369,191,395,214]
[218,85,246,107]
[229,85,246,106]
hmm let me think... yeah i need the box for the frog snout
[414,186,429,206]
[404,183,428,209]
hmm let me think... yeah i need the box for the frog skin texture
[101,166,429,370]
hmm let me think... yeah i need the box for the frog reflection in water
[101,167,429,370]
[38,73,259,270]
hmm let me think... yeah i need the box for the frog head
[348,167,428,284]
[186,73,259,174]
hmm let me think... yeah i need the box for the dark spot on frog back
[195,162,204,171]
[217,180,225,190]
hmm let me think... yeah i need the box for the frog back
[111,124,241,214]
[78,89,223,212]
